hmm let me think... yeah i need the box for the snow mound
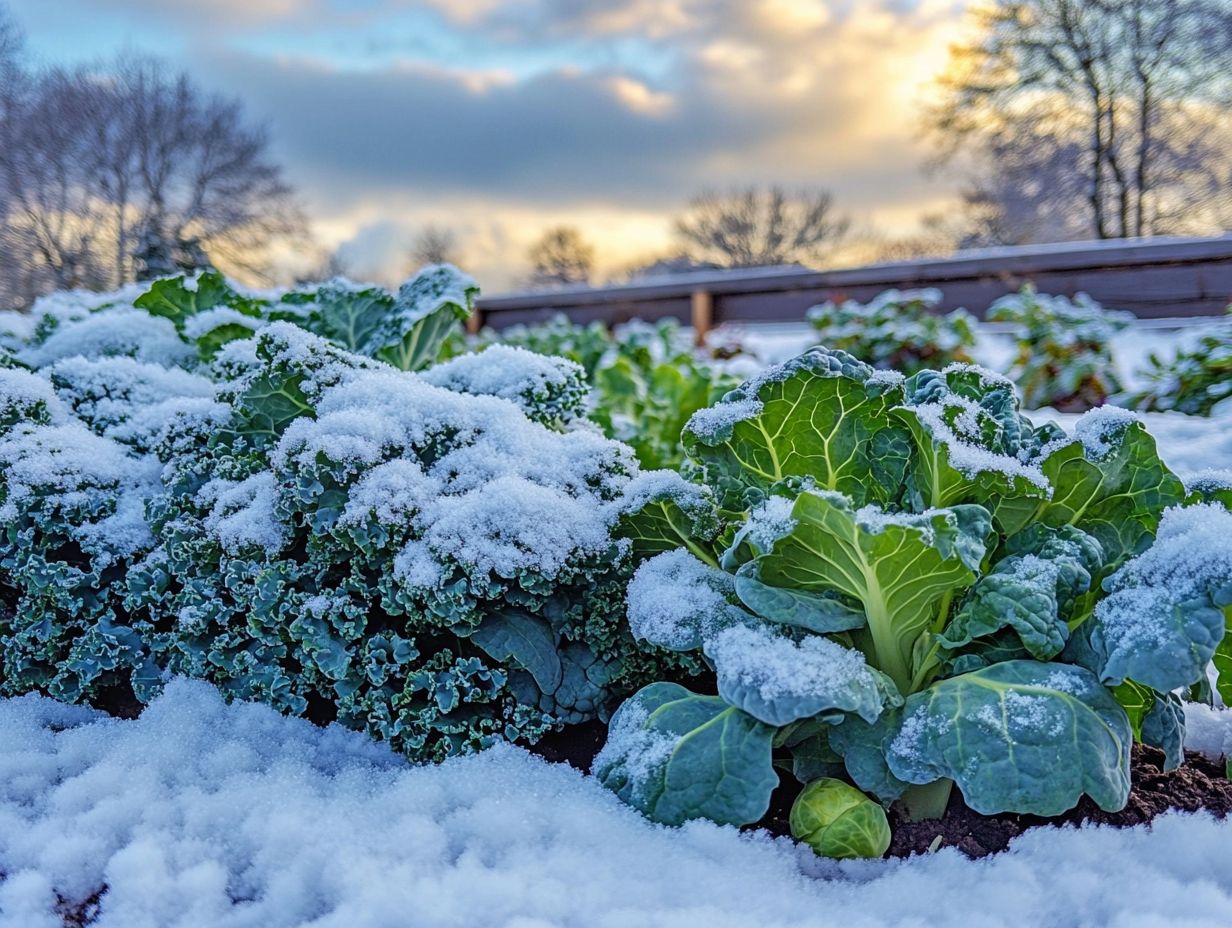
[4,681,1232,928]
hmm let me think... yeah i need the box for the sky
[6,0,971,292]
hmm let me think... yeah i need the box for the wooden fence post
[691,289,713,346]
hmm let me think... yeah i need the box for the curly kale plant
[122,322,675,759]
[1127,313,1232,416]
[0,269,687,762]
[595,348,1232,857]
[0,368,161,704]
[806,288,977,377]
[988,286,1132,411]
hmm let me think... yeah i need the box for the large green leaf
[1141,691,1186,772]
[1216,605,1232,706]
[828,709,909,803]
[682,348,912,512]
[470,608,562,694]
[304,281,393,353]
[733,562,866,634]
[135,271,261,329]
[704,624,893,726]
[1035,415,1185,571]
[616,474,722,563]
[748,490,991,691]
[366,265,477,371]
[594,682,777,826]
[896,365,1056,533]
[887,661,1131,815]
[939,526,1102,661]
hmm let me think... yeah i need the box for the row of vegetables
[0,267,1229,860]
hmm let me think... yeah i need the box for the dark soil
[883,746,1232,859]
[533,727,1232,860]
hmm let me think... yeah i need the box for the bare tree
[930,0,1232,243]
[0,30,304,306]
[673,185,851,268]
[410,224,461,269]
[526,226,595,288]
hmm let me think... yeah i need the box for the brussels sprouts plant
[595,347,1232,856]
[988,286,1132,411]
[1127,313,1232,416]
[806,288,977,377]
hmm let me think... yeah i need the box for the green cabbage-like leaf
[365,265,477,371]
[594,682,777,826]
[1036,414,1185,571]
[939,526,1102,661]
[303,280,392,353]
[747,489,991,691]
[682,348,912,512]
[828,709,909,803]
[733,562,866,633]
[704,624,894,726]
[887,661,1131,815]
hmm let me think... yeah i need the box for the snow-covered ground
[1,680,1231,928]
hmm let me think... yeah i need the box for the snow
[908,394,1050,489]
[1184,703,1232,762]
[0,420,159,560]
[19,308,194,369]
[198,473,289,555]
[421,345,585,415]
[704,624,885,723]
[626,549,746,651]
[5,681,1232,928]
[1095,504,1232,655]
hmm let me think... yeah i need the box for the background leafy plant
[806,288,977,377]
[1127,313,1232,416]
[988,286,1132,411]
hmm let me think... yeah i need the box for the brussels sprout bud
[789,778,891,859]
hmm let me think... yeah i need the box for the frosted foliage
[626,549,742,651]
[911,394,1048,488]
[19,309,194,369]
[1072,406,1139,460]
[48,357,214,441]
[591,700,675,801]
[198,474,289,555]
[5,682,1232,928]
[1097,504,1232,647]
[685,398,762,441]
[0,421,158,560]
[276,367,632,586]
[421,345,585,414]
[412,476,613,581]
[744,495,797,550]
[0,368,67,424]
[182,306,265,340]
[1035,407,1232,478]
[339,458,442,527]
[704,624,884,721]
[611,468,711,518]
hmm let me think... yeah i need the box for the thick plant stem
[900,778,954,822]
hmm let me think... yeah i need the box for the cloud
[12,0,969,286]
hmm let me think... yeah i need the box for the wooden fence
[473,235,1232,338]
